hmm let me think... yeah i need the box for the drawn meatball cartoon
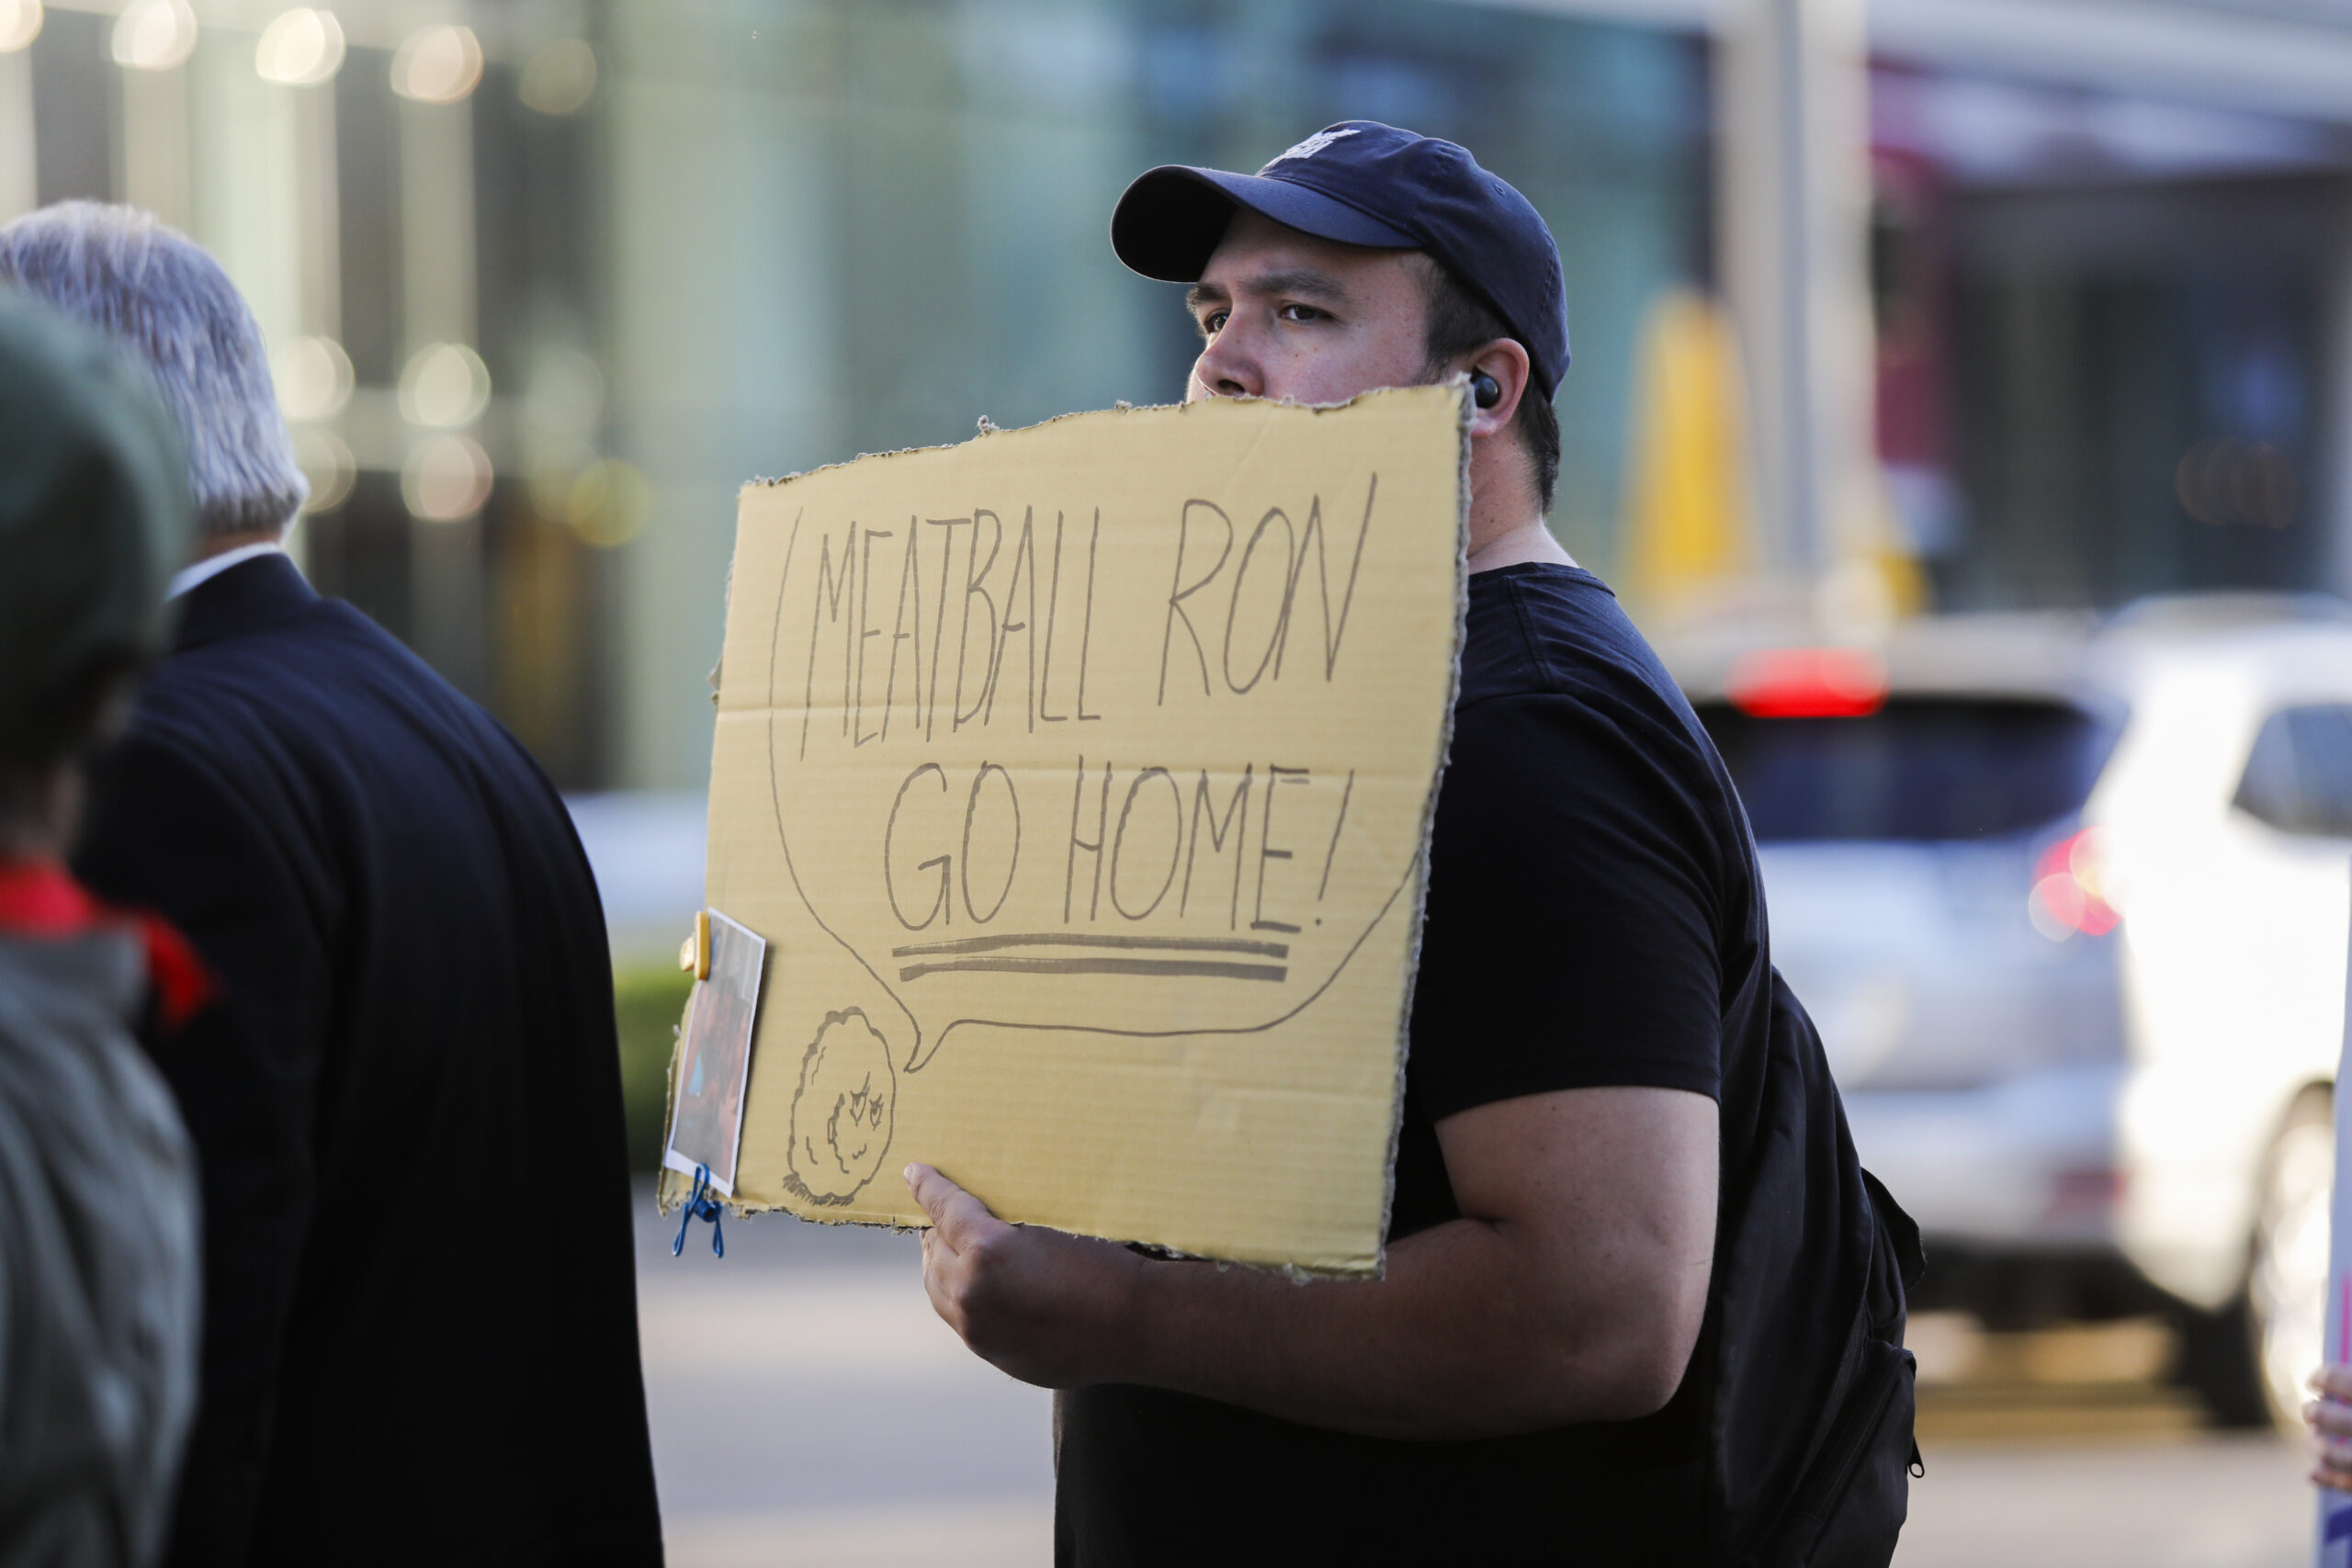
[783,1009,895,1204]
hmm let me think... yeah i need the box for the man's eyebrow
[1236,267,1348,304]
[1188,268,1350,313]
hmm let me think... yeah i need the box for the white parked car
[1669,596,2350,1427]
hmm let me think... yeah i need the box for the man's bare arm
[911,1083,1718,1441]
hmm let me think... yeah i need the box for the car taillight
[1726,647,1889,718]
[2030,828,2118,940]
[2044,1166,2126,1220]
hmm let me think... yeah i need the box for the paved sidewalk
[635,1190,2321,1566]
[636,1192,1054,1567]
[1894,1434,2308,1568]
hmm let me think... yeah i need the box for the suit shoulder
[148,603,479,737]
[165,604,567,798]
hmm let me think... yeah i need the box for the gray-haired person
[0,288,202,1566]
[1,204,664,1565]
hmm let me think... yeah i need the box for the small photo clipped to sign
[664,910,768,1197]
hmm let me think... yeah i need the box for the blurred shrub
[614,964,693,1171]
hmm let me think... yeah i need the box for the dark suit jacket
[75,554,663,1566]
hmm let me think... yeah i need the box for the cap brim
[1111,166,1419,283]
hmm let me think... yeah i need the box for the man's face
[1184,209,1432,407]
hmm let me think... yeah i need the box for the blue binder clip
[672,1163,725,1258]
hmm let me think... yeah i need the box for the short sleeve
[1406,690,1727,1122]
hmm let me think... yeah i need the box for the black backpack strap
[1859,1167,1925,1292]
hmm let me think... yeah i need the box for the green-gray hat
[0,287,193,761]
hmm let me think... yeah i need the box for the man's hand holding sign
[907,1081,1716,1437]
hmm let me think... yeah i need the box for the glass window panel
[2284,705,2352,838]
[1694,698,2112,843]
[2234,708,2304,832]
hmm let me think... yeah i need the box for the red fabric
[0,857,93,930]
[0,858,217,1032]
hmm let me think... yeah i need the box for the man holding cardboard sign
[908,123,1917,1562]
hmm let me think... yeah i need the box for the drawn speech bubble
[717,392,1466,1080]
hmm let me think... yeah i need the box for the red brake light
[2045,1167,2126,1217]
[1726,648,1890,718]
[2030,829,2118,939]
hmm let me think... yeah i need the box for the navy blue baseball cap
[1112,120,1571,400]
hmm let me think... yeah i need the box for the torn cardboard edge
[1369,378,1476,1274]
[673,384,1473,1280]
[735,380,1461,502]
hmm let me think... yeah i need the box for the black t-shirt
[1054,564,1776,1565]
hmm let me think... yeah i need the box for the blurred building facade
[2,0,2348,788]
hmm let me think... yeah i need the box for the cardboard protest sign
[685,386,1467,1275]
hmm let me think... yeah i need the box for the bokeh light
[0,0,43,53]
[292,427,355,513]
[520,39,597,116]
[399,342,491,429]
[110,0,198,71]
[390,23,482,104]
[2028,829,2119,941]
[255,8,345,86]
[402,433,493,522]
[565,457,650,547]
[272,334,354,423]
[2175,438,2300,530]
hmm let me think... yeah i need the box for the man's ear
[1464,339,1532,440]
